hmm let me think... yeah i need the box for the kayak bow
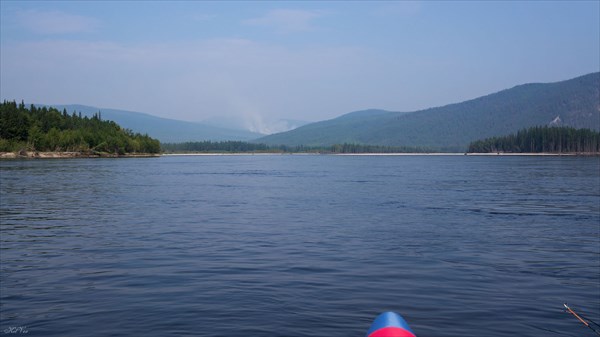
[366,312,416,337]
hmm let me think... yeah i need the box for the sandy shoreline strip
[163,152,597,156]
[321,152,593,156]
[162,152,312,156]
[2,151,596,159]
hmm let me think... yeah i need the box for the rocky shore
[0,151,160,159]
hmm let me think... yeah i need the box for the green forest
[162,140,433,154]
[162,141,272,153]
[467,126,600,153]
[0,101,160,154]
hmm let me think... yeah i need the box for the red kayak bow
[366,312,416,337]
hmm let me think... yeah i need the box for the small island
[0,101,161,158]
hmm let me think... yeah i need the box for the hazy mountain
[272,119,312,133]
[45,105,263,143]
[202,116,310,135]
[257,72,600,151]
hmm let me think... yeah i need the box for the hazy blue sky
[1,1,598,131]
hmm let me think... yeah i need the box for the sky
[1,1,599,133]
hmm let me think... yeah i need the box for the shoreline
[163,152,599,156]
[2,151,597,159]
[0,151,160,159]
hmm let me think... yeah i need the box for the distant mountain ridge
[257,72,600,151]
[44,105,263,143]
[202,115,310,135]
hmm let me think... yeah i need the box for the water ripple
[1,156,599,337]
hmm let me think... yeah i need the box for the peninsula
[0,101,161,158]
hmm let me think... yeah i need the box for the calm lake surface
[1,155,599,337]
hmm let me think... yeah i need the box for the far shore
[0,151,160,159]
[163,152,599,156]
[464,152,598,156]
[2,151,597,159]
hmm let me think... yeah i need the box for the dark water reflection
[1,155,599,336]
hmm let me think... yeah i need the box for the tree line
[328,143,435,153]
[467,126,599,153]
[0,101,161,154]
[162,141,271,153]
[162,141,434,154]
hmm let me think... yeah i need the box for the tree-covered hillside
[467,126,599,153]
[258,72,600,151]
[0,101,160,154]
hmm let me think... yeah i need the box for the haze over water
[1,155,599,336]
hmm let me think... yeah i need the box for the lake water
[1,155,599,337]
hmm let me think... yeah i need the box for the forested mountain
[468,126,599,153]
[257,72,600,151]
[48,105,263,143]
[0,101,160,154]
